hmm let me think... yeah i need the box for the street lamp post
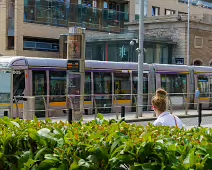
[137,0,144,117]
[187,0,190,65]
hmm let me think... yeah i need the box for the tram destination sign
[67,60,80,72]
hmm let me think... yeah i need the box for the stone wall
[144,22,187,64]
[128,20,212,66]
[190,28,212,66]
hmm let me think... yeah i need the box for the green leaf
[11,121,20,128]
[18,151,34,169]
[38,159,56,170]
[97,113,104,120]
[44,154,59,162]
[183,148,196,169]
[35,147,51,160]
[24,159,36,169]
[58,162,68,170]
[110,138,122,154]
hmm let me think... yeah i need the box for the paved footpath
[43,109,212,129]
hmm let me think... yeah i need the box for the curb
[124,114,212,123]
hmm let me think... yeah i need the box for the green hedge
[0,114,212,170]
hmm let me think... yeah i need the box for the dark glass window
[50,71,66,102]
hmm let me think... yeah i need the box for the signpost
[67,27,85,121]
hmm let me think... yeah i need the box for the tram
[0,56,211,118]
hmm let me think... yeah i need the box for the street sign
[175,58,184,65]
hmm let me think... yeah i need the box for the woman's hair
[152,88,168,112]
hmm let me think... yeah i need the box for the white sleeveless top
[153,112,183,129]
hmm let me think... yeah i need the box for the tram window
[85,72,91,101]
[33,71,47,96]
[161,74,187,95]
[49,71,66,102]
[0,71,11,103]
[114,73,131,100]
[94,72,112,95]
[198,76,209,97]
[132,73,148,94]
[13,70,25,97]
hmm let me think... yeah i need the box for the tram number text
[13,70,22,75]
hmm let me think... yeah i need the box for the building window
[152,6,160,16]
[49,71,66,102]
[178,12,187,15]
[7,36,14,50]
[193,60,203,66]
[194,36,203,48]
[165,9,175,15]
[23,37,59,52]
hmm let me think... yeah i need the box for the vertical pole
[187,1,190,65]
[137,0,144,118]
[68,108,72,124]
[198,103,202,127]
[121,106,125,121]
[4,111,8,117]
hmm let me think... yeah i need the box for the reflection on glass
[161,74,187,95]
[198,76,209,97]
[23,0,129,32]
[0,71,11,103]
[13,70,25,103]
[132,72,149,111]
[33,72,46,96]
[114,73,131,100]
[85,73,91,101]
[50,71,66,102]
[94,72,112,95]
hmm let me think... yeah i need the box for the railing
[23,41,59,52]
[23,3,129,33]
[4,92,211,121]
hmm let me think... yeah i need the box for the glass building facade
[24,0,129,33]
[86,40,173,63]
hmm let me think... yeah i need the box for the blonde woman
[152,88,183,129]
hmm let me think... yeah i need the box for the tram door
[32,71,47,117]
[132,72,148,111]
[94,72,112,113]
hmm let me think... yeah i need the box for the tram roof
[0,56,67,68]
[85,60,150,71]
[0,56,150,71]
[192,66,212,73]
[153,63,190,73]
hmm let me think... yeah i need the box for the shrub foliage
[0,114,212,170]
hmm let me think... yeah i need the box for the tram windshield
[0,70,12,104]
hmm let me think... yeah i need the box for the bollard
[68,108,73,124]
[198,103,202,127]
[121,106,125,121]
[4,111,8,117]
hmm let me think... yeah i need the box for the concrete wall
[0,0,16,56]
[128,0,212,21]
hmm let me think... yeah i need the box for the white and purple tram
[0,56,211,117]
